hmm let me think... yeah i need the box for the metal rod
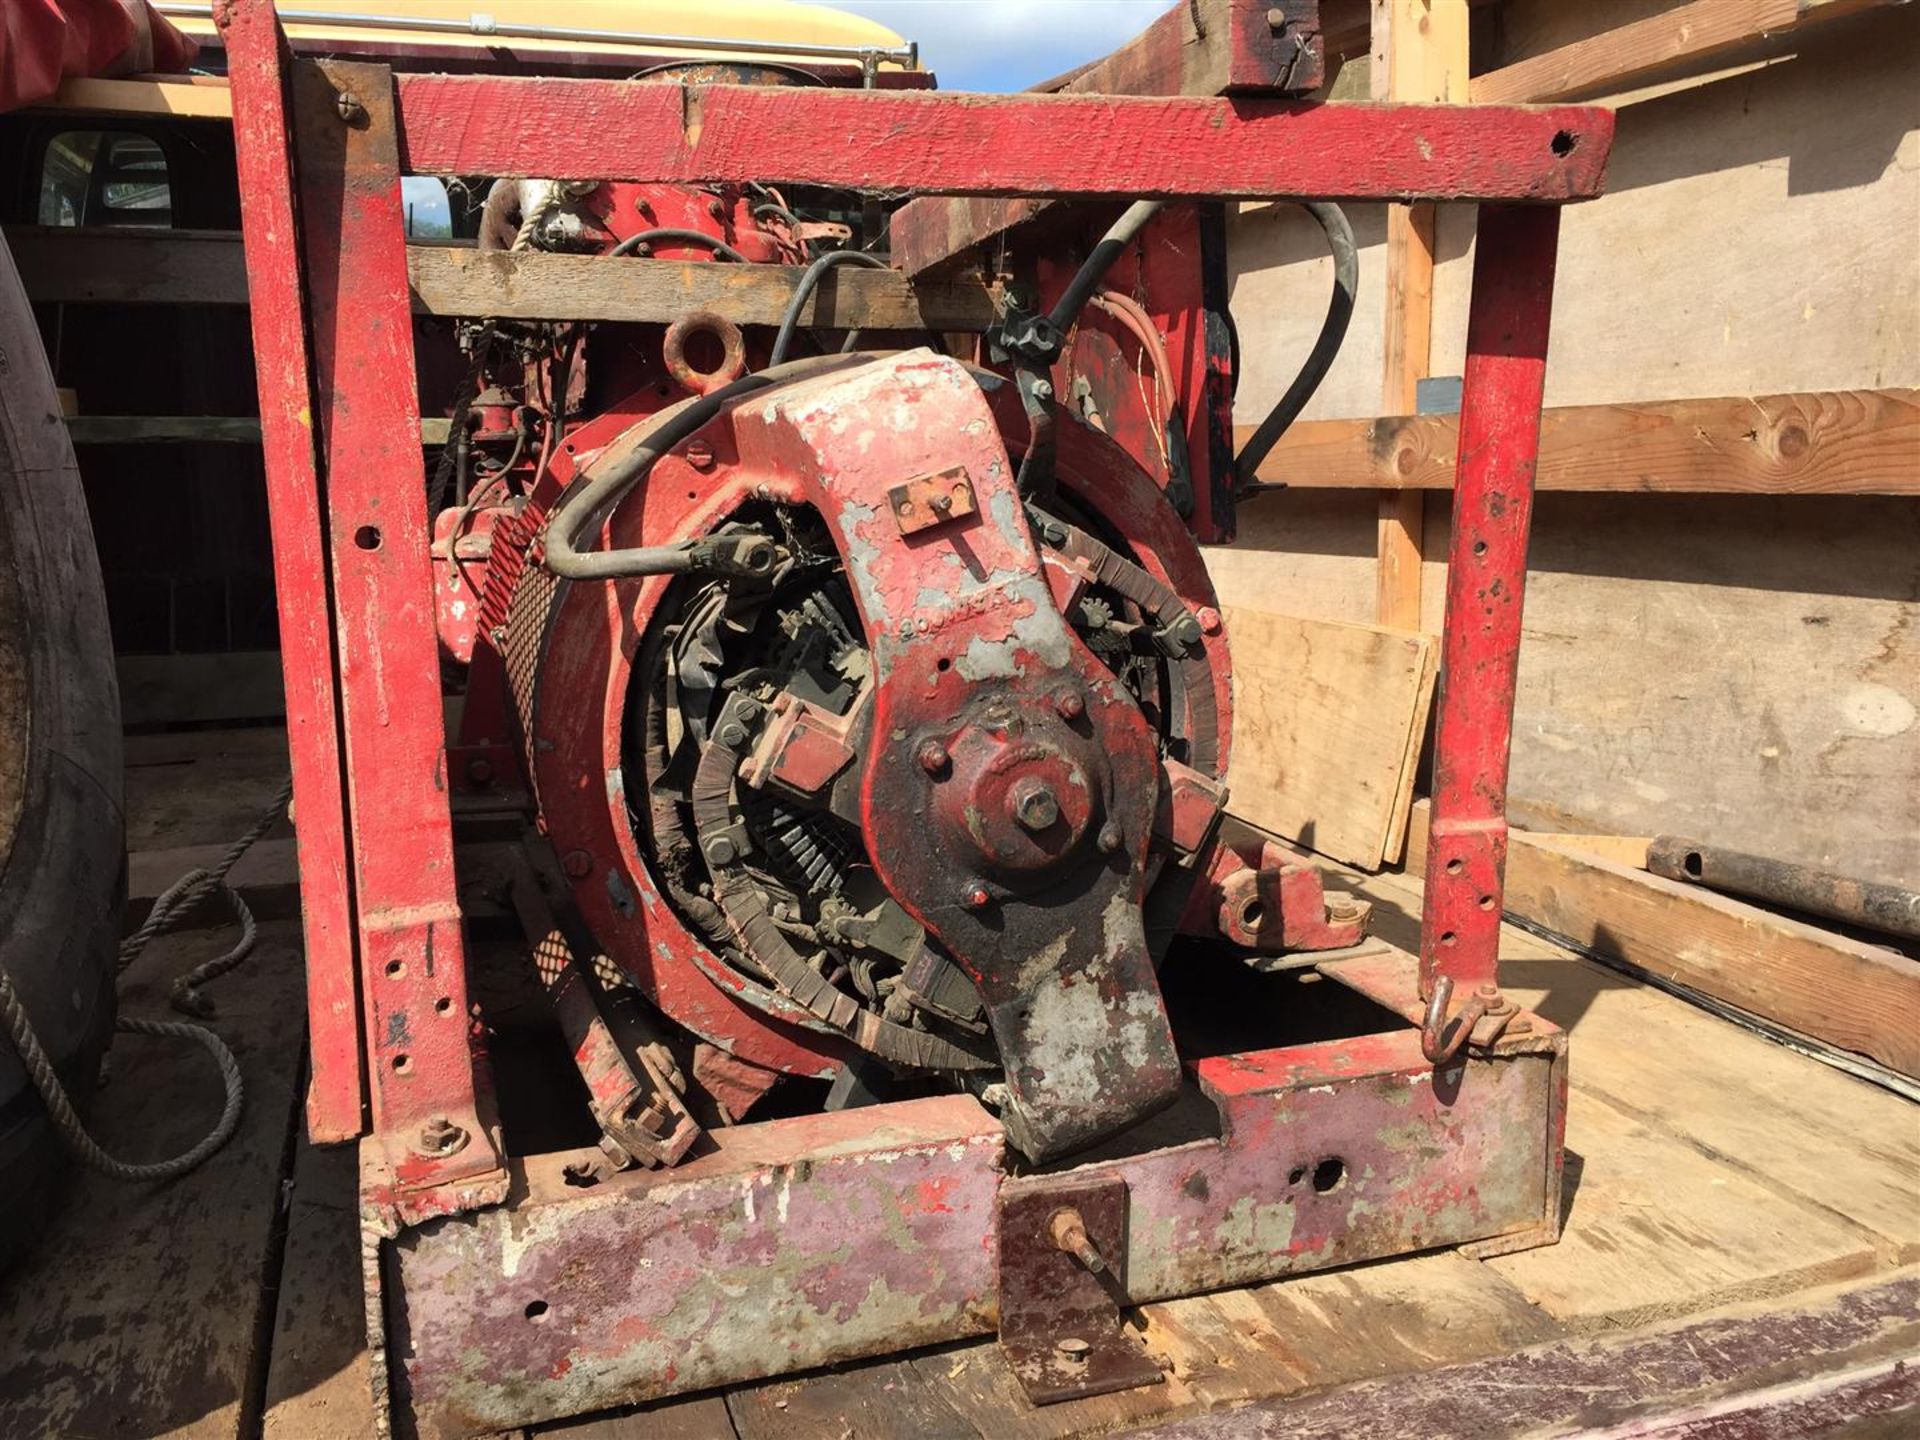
[156,3,918,67]
[1649,837,1920,941]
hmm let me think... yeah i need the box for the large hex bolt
[1010,777,1061,832]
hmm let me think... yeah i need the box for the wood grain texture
[1407,803,1920,1077]
[36,75,234,119]
[2,224,250,305]
[1246,388,1920,493]
[1472,0,1903,104]
[0,924,307,1439]
[1223,608,1436,868]
[394,77,1613,202]
[261,1142,372,1439]
[407,245,997,328]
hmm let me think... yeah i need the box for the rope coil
[0,776,290,1183]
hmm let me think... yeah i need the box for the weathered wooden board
[1406,803,1920,1077]
[726,1359,976,1440]
[261,1141,373,1439]
[393,76,1614,203]
[1247,387,1920,494]
[1472,0,1903,104]
[117,650,286,726]
[2,224,250,306]
[907,1338,1197,1440]
[0,923,307,1439]
[1483,1086,1880,1328]
[1222,608,1436,868]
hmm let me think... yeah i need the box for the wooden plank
[726,1358,976,1440]
[395,76,1614,202]
[1223,608,1436,869]
[1482,1085,1880,1329]
[1471,0,1905,105]
[127,837,302,931]
[0,922,308,1438]
[68,415,263,444]
[538,1394,738,1438]
[1373,0,1469,632]
[1243,388,1920,494]
[116,650,286,726]
[1128,1270,1920,1438]
[1406,802,1920,1078]
[261,1141,374,1440]
[406,245,997,329]
[909,1338,1197,1440]
[1135,1291,1307,1409]
[1526,832,1651,869]
[886,0,1326,275]
[1247,1252,1562,1384]
[34,74,234,119]
[2,225,250,306]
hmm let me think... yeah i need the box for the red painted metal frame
[219,0,1591,1422]
[216,0,362,1142]
[388,75,1613,203]
[1419,204,1562,1009]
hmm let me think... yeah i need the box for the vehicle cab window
[38,130,172,228]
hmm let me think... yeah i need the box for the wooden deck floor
[1,727,1914,1438]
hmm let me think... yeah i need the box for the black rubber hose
[1233,201,1357,489]
[768,249,889,366]
[1049,200,1163,334]
[543,356,850,581]
[609,227,751,263]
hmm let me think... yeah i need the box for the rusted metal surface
[1131,1272,1920,1440]
[1179,833,1371,952]
[732,353,1181,1160]
[999,1174,1164,1406]
[215,0,364,1143]
[1649,836,1920,940]
[390,1096,1007,1438]
[1418,204,1561,1018]
[394,76,1615,204]
[887,464,978,536]
[285,54,505,1221]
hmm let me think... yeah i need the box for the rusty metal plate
[886,464,977,535]
[1000,1172,1164,1406]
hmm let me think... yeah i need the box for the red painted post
[216,0,364,1143]
[1419,203,1561,1014]
[285,53,504,1214]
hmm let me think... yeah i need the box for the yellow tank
[163,0,920,74]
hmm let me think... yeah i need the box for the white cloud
[830,0,1168,92]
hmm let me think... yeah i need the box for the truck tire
[0,234,124,1271]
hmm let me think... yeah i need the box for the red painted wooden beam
[390,76,1612,204]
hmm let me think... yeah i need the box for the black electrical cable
[543,355,855,581]
[1232,201,1357,489]
[768,249,889,366]
[609,227,751,263]
[1049,199,1163,334]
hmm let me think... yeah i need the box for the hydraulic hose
[542,355,853,582]
[609,227,751,263]
[1050,200,1163,334]
[768,249,889,366]
[1233,201,1357,488]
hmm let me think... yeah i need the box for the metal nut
[415,1116,469,1158]
[705,836,739,866]
[918,740,951,776]
[962,884,991,910]
[1011,780,1060,833]
[1056,1337,1092,1362]
[1097,821,1124,854]
[1054,690,1085,720]
[562,849,594,879]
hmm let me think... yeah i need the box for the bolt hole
[1441,930,1457,946]
[392,1053,411,1074]
[1551,129,1576,156]
[1445,858,1464,876]
[686,489,698,500]
[385,959,404,978]
[936,657,951,672]
[1684,850,1703,878]
[434,996,453,1015]
[1472,540,1488,557]
[353,525,381,550]
[1478,894,1496,911]
[524,1300,550,1322]
[1312,1157,1346,1193]
[1287,1166,1306,1186]
[1240,899,1265,928]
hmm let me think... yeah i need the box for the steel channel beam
[1419,204,1562,1006]
[284,52,506,1219]
[217,0,364,1142]
[388,1023,1559,1435]
[390,75,1614,203]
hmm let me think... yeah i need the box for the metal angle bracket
[998,1172,1164,1406]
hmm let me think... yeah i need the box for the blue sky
[831,1,1169,92]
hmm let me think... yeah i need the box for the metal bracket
[998,1173,1163,1406]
